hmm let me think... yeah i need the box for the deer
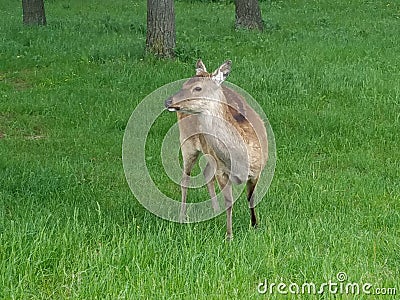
[164,60,268,240]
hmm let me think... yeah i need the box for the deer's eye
[193,87,202,92]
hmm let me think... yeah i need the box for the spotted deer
[165,60,268,240]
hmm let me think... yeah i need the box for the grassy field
[1,0,399,298]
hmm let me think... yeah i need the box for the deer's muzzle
[165,98,180,112]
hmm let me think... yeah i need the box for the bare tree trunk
[234,0,263,31]
[146,0,176,58]
[22,0,47,26]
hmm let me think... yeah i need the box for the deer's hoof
[225,233,233,242]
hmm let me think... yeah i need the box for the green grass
[1,0,399,298]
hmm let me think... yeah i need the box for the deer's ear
[196,59,207,75]
[212,60,231,85]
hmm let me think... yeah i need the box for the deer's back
[222,86,268,172]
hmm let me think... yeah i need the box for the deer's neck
[200,94,237,130]
[200,92,230,118]
[197,96,249,183]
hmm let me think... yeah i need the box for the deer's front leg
[180,148,199,222]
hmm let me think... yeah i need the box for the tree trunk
[234,0,263,31]
[146,0,176,58]
[22,0,47,26]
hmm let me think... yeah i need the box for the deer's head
[165,60,231,115]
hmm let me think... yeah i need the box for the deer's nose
[165,98,172,108]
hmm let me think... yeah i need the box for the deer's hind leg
[216,173,233,241]
[246,179,258,228]
[203,160,219,213]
